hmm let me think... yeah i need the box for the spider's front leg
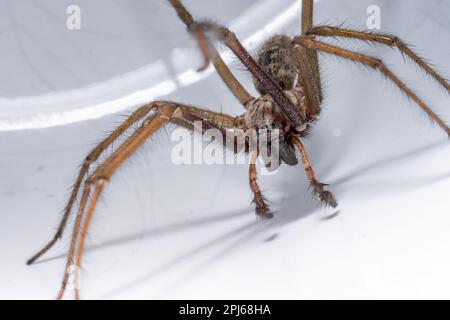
[292,137,338,208]
[27,104,156,265]
[249,151,273,218]
[57,105,175,300]
[53,101,255,299]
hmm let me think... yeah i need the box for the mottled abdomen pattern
[253,35,297,95]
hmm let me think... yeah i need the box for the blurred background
[0,0,449,299]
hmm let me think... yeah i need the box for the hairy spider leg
[27,104,157,265]
[53,102,250,299]
[300,0,323,103]
[292,137,337,207]
[308,26,450,92]
[293,36,450,136]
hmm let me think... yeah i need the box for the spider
[27,0,449,300]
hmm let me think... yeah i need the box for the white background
[0,0,449,299]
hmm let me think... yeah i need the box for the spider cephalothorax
[27,0,449,300]
[242,94,298,167]
[241,85,314,167]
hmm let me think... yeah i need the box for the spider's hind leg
[294,36,450,136]
[307,26,450,92]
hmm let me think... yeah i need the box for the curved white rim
[0,0,303,131]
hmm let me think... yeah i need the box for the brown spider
[27,0,449,300]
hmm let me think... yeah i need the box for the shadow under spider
[92,192,319,298]
[99,220,266,299]
[259,139,450,229]
[33,206,251,265]
[99,199,319,299]
[331,139,449,187]
[37,139,448,298]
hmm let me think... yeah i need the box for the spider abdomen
[253,35,297,95]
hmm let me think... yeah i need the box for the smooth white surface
[0,0,298,130]
[0,0,449,299]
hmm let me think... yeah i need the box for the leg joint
[189,21,231,41]
[86,175,109,186]
[83,156,94,166]
[370,58,383,70]
[390,36,401,47]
